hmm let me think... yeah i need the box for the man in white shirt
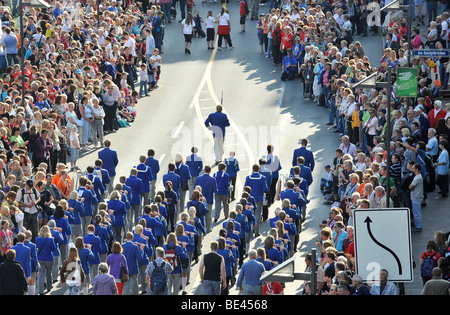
[124,31,137,57]
[333,8,345,27]
[17,180,41,241]
[440,12,449,44]
[339,135,357,158]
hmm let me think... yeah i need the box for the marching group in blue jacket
[1,119,317,296]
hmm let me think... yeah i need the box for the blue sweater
[35,236,57,262]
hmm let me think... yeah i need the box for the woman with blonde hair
[175,223,191,295]
[108,190,127,243]
[163,232,188,295]
[36,225,58,295]
[67,190,83,239]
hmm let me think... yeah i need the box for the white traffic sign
[353,208,414,283]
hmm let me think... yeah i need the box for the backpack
[150,261,167,293]
[421,252,437,278]
[165,246,178,271]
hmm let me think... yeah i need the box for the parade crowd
[0,0,449,296]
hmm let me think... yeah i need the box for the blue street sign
[413,49,450,58]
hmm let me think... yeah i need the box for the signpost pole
[386,66,392,208]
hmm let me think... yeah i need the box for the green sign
[396,67,418,97]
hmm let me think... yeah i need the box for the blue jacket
[283,206,301,222]
[222,218,241,235]
[213,170,230,195]
[280,188,307,209]
[93,166,111,190]
[87,173,105,201]
[204,111,230,138]
[98,147,119,177]
[186,200,209,227]
[50,216,72,245]
[108,199,127,226]
[83,233,102,265]
[163,242,187,275]
[224,157,240,177]
[236,213,250,234]
[260,166,272,190]
[217,248,236,277]
[194,173,217,205]
[11,243,31,278]
[292,146,315,171]
[291,175,309,196]
[132,233,153,266]
[299,164,313,186]
[126,175,143,206]
[163,172,181,196]
[67,199,84,224]
[177,234,194,254]
[265,247,283,265]
[186,154,203,178]
[135,163,153,193]
[35,236,57,262]
[290,164,313,186]
[256,257,273,272]
[78,247,95,275]
[244,173,269,202]
[24,240,38,273]
[121,241,143,275]
[262,154,282,178]
[164,190,178,215]
[77,186,99,217]
[242,208,256,231]
[176,221,199,247]
[50,228,64,257]
[236,259,266,288]
[145,156,160,180]
[174,162,191,185]
[139,214,164,237]
[94,224,111,255]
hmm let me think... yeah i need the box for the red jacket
[240,0,248,16]
[428,108,447,128]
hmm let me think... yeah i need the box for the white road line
[171,120,185,138]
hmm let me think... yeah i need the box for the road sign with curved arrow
[353,208,413,282]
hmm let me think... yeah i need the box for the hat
[324,164,331,169]
[414,107,421,112]
[75,69,81,74]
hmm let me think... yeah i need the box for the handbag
[181,181,189,191]
[43,204,54,217]
[179,256,189,269]
[120,254,129,283]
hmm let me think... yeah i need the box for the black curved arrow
[364,216,402,275]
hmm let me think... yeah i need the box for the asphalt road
[47,2,447,296]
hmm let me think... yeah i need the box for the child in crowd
[320,165,333,195]
[150,48,161,88]
[139,63,149,97]
[147,58,157,90]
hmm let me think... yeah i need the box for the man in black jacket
[399,161,415,215]
[0,249,28,295]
